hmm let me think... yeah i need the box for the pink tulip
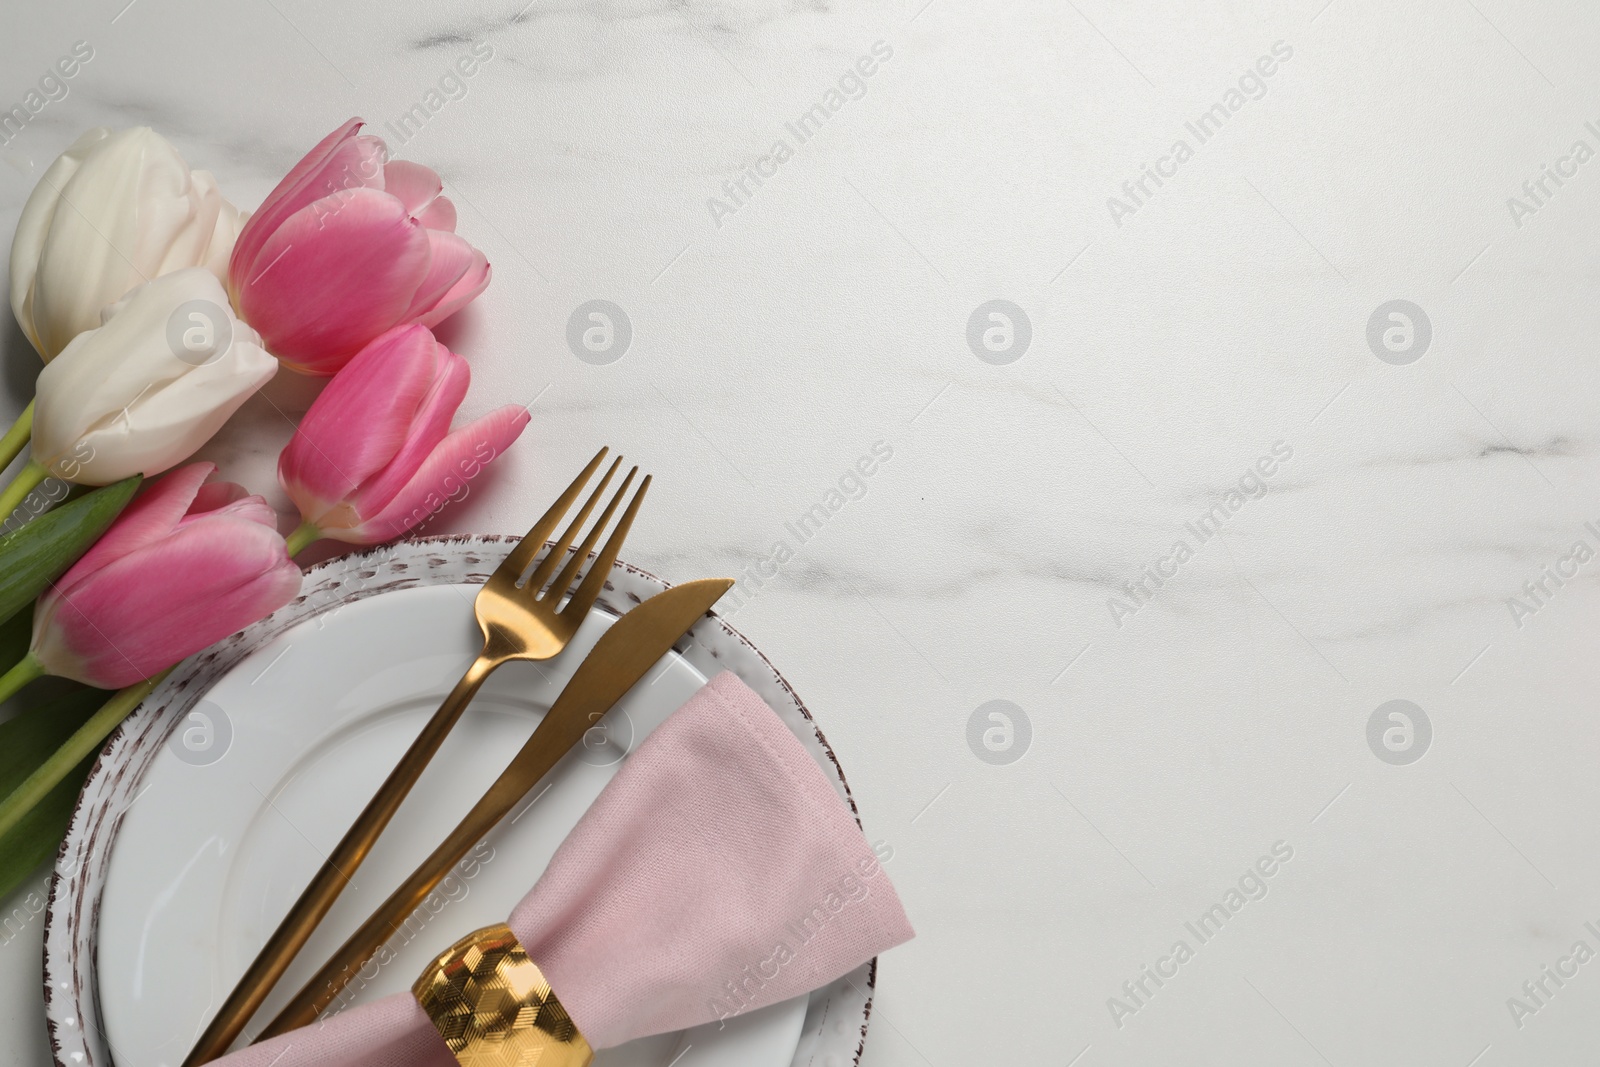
[279,323,529,548]
[228,118,491,376]
[30,463,303,689]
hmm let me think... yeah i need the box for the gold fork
[181,447,650,1066]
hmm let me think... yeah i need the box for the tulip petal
[150,164,230,281]
[345,343,469,517]
[382,160,445,220]
[336,405,529,544]
[204,194,247,280]
[9,128,110,356]
[53,463,212,597]
[32,514,302,688]
[235,188,432,375]
[229,119,381,283]
[67,349,278,485]
[181,492,279,531]
[416,194,457,233]
[188,479,249,516]
[15,129,247,363]
[40,292,279,485]
[0,477,142,631]
[402,229,477,325]
[30,129,202,360]
[415,247,490,329]
[278,324,444,522]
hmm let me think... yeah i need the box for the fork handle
[257,660,597,1034]
[255,762,526,1034]
[181,654,498,1067]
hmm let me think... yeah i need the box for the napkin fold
[212,672,912,1067]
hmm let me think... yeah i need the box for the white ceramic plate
[44,537,877,1067]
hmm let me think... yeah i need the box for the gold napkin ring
[413,922,594,1067]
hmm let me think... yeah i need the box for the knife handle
[182,656,497,1066]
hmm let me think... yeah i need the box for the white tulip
[32,268,276,485]
[9,127,245,361]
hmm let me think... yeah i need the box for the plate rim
[42,533,877,1067]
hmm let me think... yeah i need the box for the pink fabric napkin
[211,672,913,1067]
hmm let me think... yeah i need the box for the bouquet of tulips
[0,120,530,899]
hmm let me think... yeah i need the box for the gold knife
[237,577,734,1045]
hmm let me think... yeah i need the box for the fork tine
[562,473,651,619]
[523,456,623,592]
[546,466,639,601]
[498,447,610,582]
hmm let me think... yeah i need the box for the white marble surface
[4,0,1600,1063]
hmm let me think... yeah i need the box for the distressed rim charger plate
[43,535,877,1067]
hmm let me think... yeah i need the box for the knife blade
[252,577,734,1038]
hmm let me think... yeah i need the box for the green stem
[285,521,321,558]
[0,653,43,705]
[0,668,168,842]
[0,459,50,523]
[0,400,35,475]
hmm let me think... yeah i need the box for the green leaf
[0,688,109,902]
[0,475,140,629]
[0,752,96,905]
[0,604,31,677]
[0,687,104,791]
